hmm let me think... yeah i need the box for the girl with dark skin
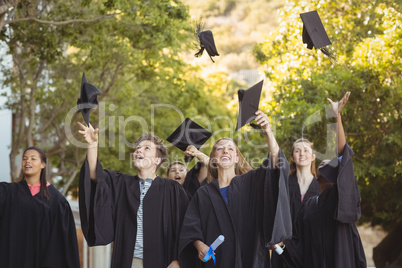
[0,147,80,268]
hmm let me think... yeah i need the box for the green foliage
[0,0,234,195]
[254,0,402,229]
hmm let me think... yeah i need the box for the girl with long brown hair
[179,110,292,268]
[271,139,319,268]
[280,92,366,268]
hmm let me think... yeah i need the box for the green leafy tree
[254,0,402,266]
[0,0,233,196]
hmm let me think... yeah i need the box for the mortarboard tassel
[195,46,205,58]
[194,21,208,59]
[194,21,218,63]
[207,53,215,63]
[320,47,337,62]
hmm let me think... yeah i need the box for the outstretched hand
[77,122,99,145]
[327,91,350,117]
[184,145,197,157]
[255,110,271,132]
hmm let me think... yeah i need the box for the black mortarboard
[77,73,101,126]
[166,118,212,162]
[235,80,264,131]
[195,22,219,63]
[317,157,339,183]
[300,10,334,60]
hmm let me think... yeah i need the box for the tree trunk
[373,222,402,268]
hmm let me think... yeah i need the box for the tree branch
[26,84,35,147]
[4,13,119,25]
[38,98,76,134]
[100,63,122,100]
[27,61,46,146]
[61,168,80,196]
[61,150,87,196]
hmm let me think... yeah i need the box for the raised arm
[78,122,99,181]
[327,92,350,156]
[184,145,210,184]
[255,110,279,167]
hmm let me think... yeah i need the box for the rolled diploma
[210,235,225,251]
[275,244,283,255]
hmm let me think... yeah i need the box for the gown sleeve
[334,144,362,223]
[42,197,80,268]
[79,157,123,246]
[182,162,204,199]
[282,202,307,268]
[178,192,203,267]
[169,182,189,261]
[237,149,292,246]
[264,149,292,245]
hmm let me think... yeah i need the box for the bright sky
[0,108,11,182]
[0,44,12,182]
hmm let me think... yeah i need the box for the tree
[253,0,402,266]
[0,0,233,195]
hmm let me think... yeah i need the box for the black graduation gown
[287,174,319,224]
[271,174,319,268]
[79,158,189,268]
[183,162,207,200]
[284,144,367,268]
[0,181,80,268]
[179,149,292,268]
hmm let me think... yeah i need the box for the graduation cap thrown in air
[317,157,339,183]
[166,118,212,162]
[235,80,264,131]
[195,22,219,63]
[77,73,101,126]
[300,10,335,60]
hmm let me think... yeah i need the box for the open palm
[77,122,99,144]
[327,91,350,116]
